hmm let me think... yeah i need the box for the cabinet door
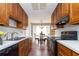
[61,3,69,17]
[58,3,62,19]
[0,4,9,26]
[11,3,17,20]
[53,10,57,29]
[69,3,79,24]
[25,39,29,55]
[57,43,72,56]
[17,4,23,22]
[56,4,61,21]
[18,40,26,56]
[19,46,25,56]
[22,11,28,29]
[7,3,18,21]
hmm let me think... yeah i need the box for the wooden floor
[28,40,51,56]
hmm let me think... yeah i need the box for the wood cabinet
[9,3,18,21]
[51,3,79,26]
[18,38,32,56]
[56,4,61,21]
[51,3,69,29]
[0,4,9,26]
[61,3,69,17]
[17,10,28,29]
[53,10,57,29]
[0,3,28,29]
[25,39,29,55]
[17,4,23,22]
[6,3,18,21]
[18,40,26,56]
[56,3,69,20]
[72,51,79,56]
[57,43,72,56]
[28,38,32,51]
[57,43,79,56]
[22,10,28,29]
[25,38,32,56]
[69,3,79,24]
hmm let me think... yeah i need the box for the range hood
[56,16,69,25]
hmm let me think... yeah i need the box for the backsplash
[0,26,26,40]
[55,24,79,40]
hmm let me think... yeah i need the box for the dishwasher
[0,44,18,56]
[48,36,60,56]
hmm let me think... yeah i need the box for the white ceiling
[20,3,58,23]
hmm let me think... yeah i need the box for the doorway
[31,23,50,42]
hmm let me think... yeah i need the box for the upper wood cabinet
[51,3,70,29]
[17,9,28,29]
[53,10,57,29]
[51,3,64,29]
[56,4,61,21]
[6,3,18,21]
[51,3,79,26]
[0,3,28,29]
[61,3,69,17]
[69,3,79,24]
[56,3,69,21]
[22,10,28,29]
[0,4,9,26]
[17,4,23,22]
[6,3,23,22]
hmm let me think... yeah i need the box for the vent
[32,3,47,10]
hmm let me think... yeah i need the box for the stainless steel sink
[6,37,25,41]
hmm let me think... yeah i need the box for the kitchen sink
[6,37,25,41]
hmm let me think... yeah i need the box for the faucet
[11,32,18,40]
[4,32,9,40]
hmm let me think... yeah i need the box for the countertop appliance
[61,31,77,40]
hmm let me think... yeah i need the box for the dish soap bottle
[0,31,6,45]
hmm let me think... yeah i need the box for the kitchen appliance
[0,44,18,56]
[48,31,77,56]
[56,16,69,25]
[47,36,60,56]
[61,31,77,40]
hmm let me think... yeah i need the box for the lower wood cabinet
[18,39,26,56]
[18,38,32,56]
[57,43,79,56]
[72,51,79,56]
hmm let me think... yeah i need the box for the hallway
[28,40,51,56]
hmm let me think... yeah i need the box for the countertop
[0,36,30,51]
[57,40,79,54]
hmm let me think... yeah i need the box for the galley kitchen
[0,3,79,56]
